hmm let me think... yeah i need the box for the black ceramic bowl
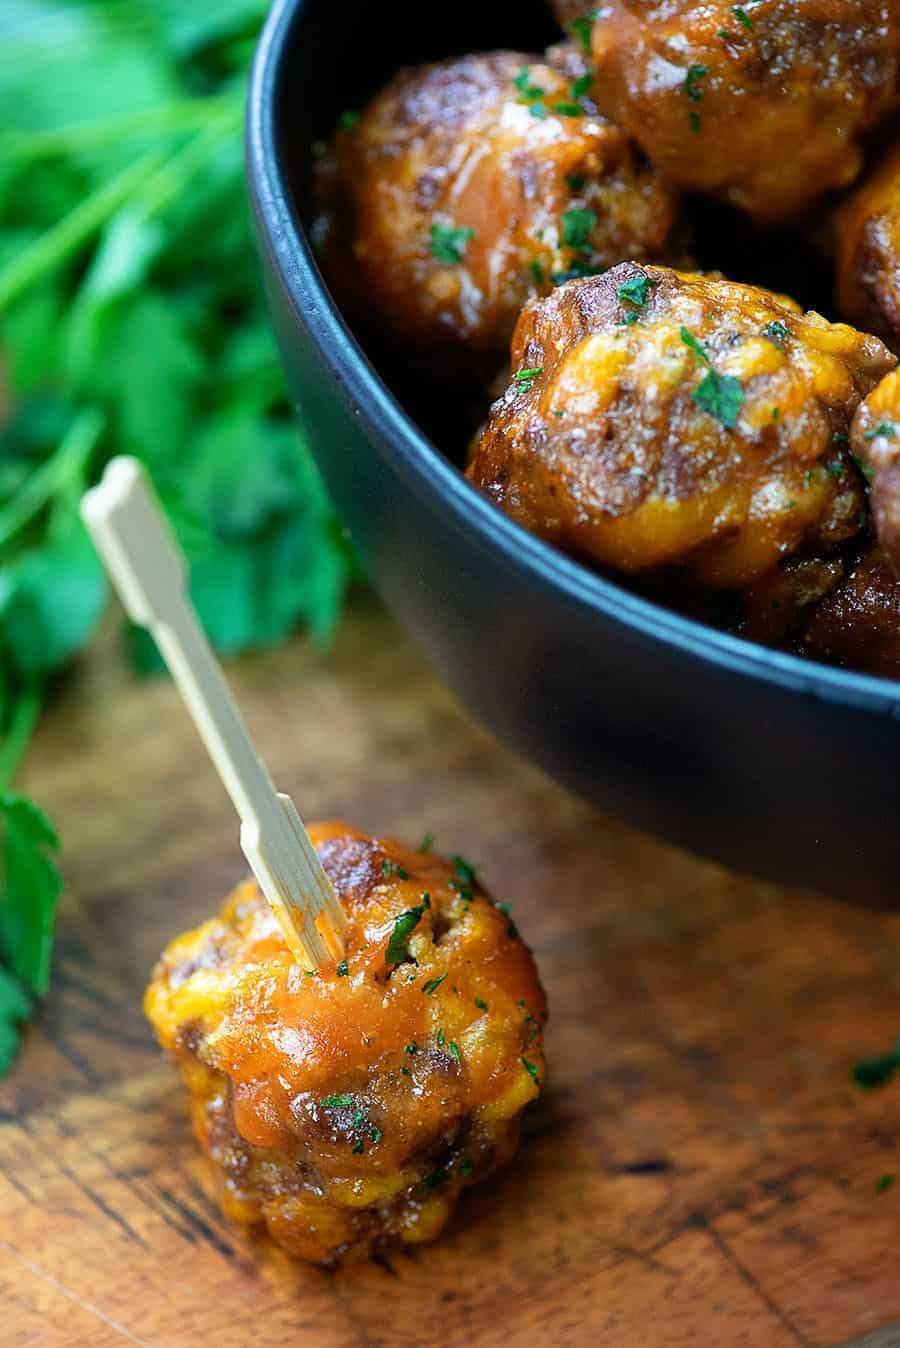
[247,0,900,907]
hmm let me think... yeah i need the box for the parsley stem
[0,408,105,551]
[0,96,236,162]
[0,684,44,792]
[0,150,166,311]
[136,106,240,219]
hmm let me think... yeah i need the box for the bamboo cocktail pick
[81,456,347,969]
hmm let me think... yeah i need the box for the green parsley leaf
[336,959,349,977]
[854,1041,900,1089]
[404,1041,418,1054]
[680,327,711,368]
[864,421,895,441]
[571,12,599,53]
[418,832,434,853]
[561,207,597,251]
[571,72,595,99]
[513,66,545,102]
[381,858,409,881]
[370,1126,383,1144]
[876,1173,896,1194]
[617,274,655,309]
[474,997,488,1011]
[429,223,475,265]
[732,6,754,30]
[449,1040,461,1062]
[0,964,33,1076]
[0,793,62,996]
[693,370,745,429]
[423,1169,447,1189]
[521,1057,540,1081]
[498,901,519,939]
[422,974,447,996]
[321,1093,355,1109]
[553,102,584,118]
[763,319,789,347]
[566,173,586,193]
[513,367,543,393]
[386,905,426,965]
[529,258,545,286]
[352,1139,365,1154]
[684,64,709,102]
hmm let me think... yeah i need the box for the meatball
[555,2,900,223]
[835,137,900,348]
[851,367,900,570]
[313,49,680,380]
[800,543,900,676]
[144,822,546,1266]
[467,264,894,590]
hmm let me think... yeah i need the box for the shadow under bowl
[246,0,900,907]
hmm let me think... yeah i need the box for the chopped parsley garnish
[352,1139,365,1154]
[452,855,478,886]
[852,453,876,482]
[763,319,789,347]
[404,1041,418,1054]
[337,110,359,131]
[514,367,543,392]
[400,1065,412,1076]
[449,1041,461,1062]
[876,1174,896,1194]
[521,1057,540,1081]
[474,997,489,1011]
[684,64,709,102]
[498,902,519,938]
[382,859,409,880]
[717,27,735,39]
[530,258,545,286]
[419,832,434,853]
[554,101,584,118]
[864,421,895,440]
[436,1028,445,1046]
[422,974,447,996]
[514,66,545,101]
[617,274,655,310]
[572,72,595,99]
[386,904,427,965]
[370,1126,383,1144]
[429,223,475,265]
[423,1169,446,1189]
[854,1041,900,1089]
[566,173,587,193]
[321,1093,355,1109]
[833,431,850,448]
[459,1160,474,1177]
[571,9,601,53]
[826,458,845,480]
[679,327,744,429]
[336,959,349,977]
[771,407,780,421]
[352,1108,365,1127]
[732,5,754,30]
[689,109,702,134]
[562,206,597,251]
[529,103,548,120]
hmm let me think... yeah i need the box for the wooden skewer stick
[81,456,347,970]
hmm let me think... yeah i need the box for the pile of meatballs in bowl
[310,0,900,679]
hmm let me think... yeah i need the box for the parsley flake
[336,959,349,977]
[337,110,359,131]
[680,328,744,428]
[561,206,597,251]
[386,904,427,965]
[429,223,474,265]
[449,1041,461,1062]
[733,6,754,29]
[763,319,789,347]
[864,421,895,440]
[321,1093,355,1109]
[617,274,655,310]
[521,1057,540,1081]
[514,367,543,392]
[422,974,447,996]
[381,859,409,880]
[854,1040,900,1090]
[571,12,599,53]
[684,64,709,102]
[876,1174,896,1194]
[474,997,489,1011]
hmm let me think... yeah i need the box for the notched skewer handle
[81,456,347,969]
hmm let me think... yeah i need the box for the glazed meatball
[835,136,900,349]
[554,2,900,223]
[851,367,900,569]
[313,49,680,379]
[800,543,900,676]
[467,264,894,590]
[145,823,546,1266]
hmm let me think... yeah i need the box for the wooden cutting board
[2,597,900,1348]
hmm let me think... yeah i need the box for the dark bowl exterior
[247,0,900,906]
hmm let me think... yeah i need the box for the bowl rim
[247,0,900,717]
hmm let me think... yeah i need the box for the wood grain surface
[2,597,900,1348]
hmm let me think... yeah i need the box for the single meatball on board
[551,1,900,223]
[145,823,546,1266]
[312,49,681,382]
[835,136,900,349]
[467,264,894,590]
